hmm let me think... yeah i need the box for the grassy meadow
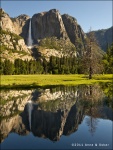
[1,74,112,88]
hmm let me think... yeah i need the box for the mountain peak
[62,14,77,22]
[48,9,59,13]
[0,8,9,17]
[0,8,5,13]
[16,14,30,19]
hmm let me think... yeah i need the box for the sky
[1,0,112,32]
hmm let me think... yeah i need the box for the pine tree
[103,43,113,73]
[43,58,48,74]
[83,29,102,78]
[4,60,14,75]
[0,61,4,75]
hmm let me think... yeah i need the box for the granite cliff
[32,9,69,43]
[0,8,108,61]
[62,14,86,50]
[90,27,113,51]
[0,29,33,62]
[0,8,88,59]
[0,8,33,61]
[0,8,30,43]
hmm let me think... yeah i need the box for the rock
[0,8,30,44]
[62,14,86,47]
[12,15,30,44]
[33,37,77,60]
[0,30,33,62]
[89,26,113,51]
[0,8,15,33]
[32,9,69,43]
[0,8,104,60]
[12,14,30,35]
[17,39,29,52]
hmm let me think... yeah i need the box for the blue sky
[1,0,112,32]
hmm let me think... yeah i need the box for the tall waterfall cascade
[27,19,33,48]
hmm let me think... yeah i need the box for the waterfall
[27,19,33,47]
[27,100,33,130]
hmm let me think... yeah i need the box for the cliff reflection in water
[0,84,113,143]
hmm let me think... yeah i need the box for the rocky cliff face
[0,8,30,39]
[0,29,33,62]
[33,36,77,60]
[31,9,69,43]
[87,27,113,51]
[62,14,86,46]
[11,15,30,44]
[0,8,85,59]
[0,8,87,47]
[0,8,106,61]
[0,8,15,33]
[0,8,34,62]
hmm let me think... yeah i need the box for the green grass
[0,74,112,89]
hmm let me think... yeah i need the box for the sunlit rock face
[0,8,15,33]
[0,8,29,37]
[12,15,30,40]
[0,32,33,62]
[62,14,86,45]
[32,9,69,43]
[0,8,33,62]
[0,8,104,61]
[0,8,86,48]
[1,35,30,53]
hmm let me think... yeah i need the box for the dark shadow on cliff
[31,47,41,60]
[20,19,30,45]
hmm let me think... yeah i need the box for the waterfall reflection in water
[27,101,33,130]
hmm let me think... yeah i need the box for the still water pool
[0,84,113,149]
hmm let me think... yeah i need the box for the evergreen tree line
[0,57,82,75]
[102,43,113,74]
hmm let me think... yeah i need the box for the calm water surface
[0,84,113,149]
